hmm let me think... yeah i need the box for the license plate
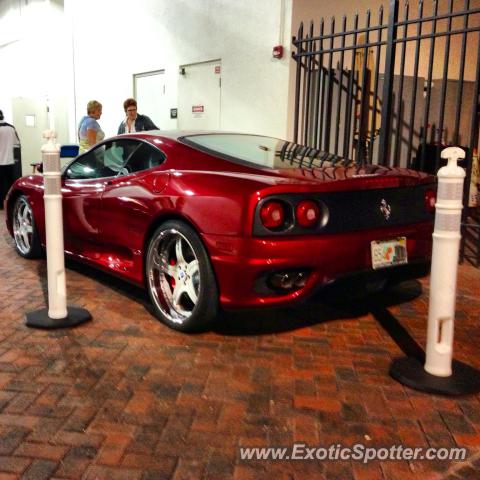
[371,237,408,270]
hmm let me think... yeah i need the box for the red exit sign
[192,105,204,113]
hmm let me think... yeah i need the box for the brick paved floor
[0,209,479,480]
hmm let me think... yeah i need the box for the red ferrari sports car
[5,131,436,331]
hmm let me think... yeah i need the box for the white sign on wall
[192,105,204,118]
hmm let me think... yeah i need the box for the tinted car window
[65,140,141,179]
[181,134,286,169]
[181,134,352,170]
[124,142,166,174]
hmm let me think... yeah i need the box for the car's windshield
[180,133,345,169]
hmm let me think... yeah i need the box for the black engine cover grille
[253,185,435,236]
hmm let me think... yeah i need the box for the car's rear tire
[145,220,218,332]
[12,195,42,259]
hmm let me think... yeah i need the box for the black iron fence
[292,0,480,266]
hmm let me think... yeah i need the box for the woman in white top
[78,100,105,153]
[0,110,20,208]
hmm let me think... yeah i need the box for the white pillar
[42,130,68,319]
[424,147,465,377]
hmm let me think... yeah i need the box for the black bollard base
[390,356,480,396]
[25,306,92,329]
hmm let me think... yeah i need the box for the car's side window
[124,143,166,174]
[65,140,141,180]
[65,144,106,179]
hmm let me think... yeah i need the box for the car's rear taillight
[424,188,436,213]
[260,201,286,229]
[296,200,320,228]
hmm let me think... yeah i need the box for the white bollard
[424,146,465,377]
[390,145,480,394]
[42,130,68,319]
[25,130,91,329]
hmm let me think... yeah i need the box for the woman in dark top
[117,98,158,134]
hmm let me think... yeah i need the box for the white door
[12,96,70,175]
[134,70,174,130]
[178,60,221,131]
[12,97,49,175]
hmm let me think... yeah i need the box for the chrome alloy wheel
[13,197,35,256]
[147,228,200,324]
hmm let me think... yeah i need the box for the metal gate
[292,0,480,265]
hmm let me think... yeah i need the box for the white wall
[0,0,294,144]
[66,0,293,140]
[0,0,71,128]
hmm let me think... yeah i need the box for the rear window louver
[277,141,357,169]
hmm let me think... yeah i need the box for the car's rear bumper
[203,221,433,308]
[308,258,430,301]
